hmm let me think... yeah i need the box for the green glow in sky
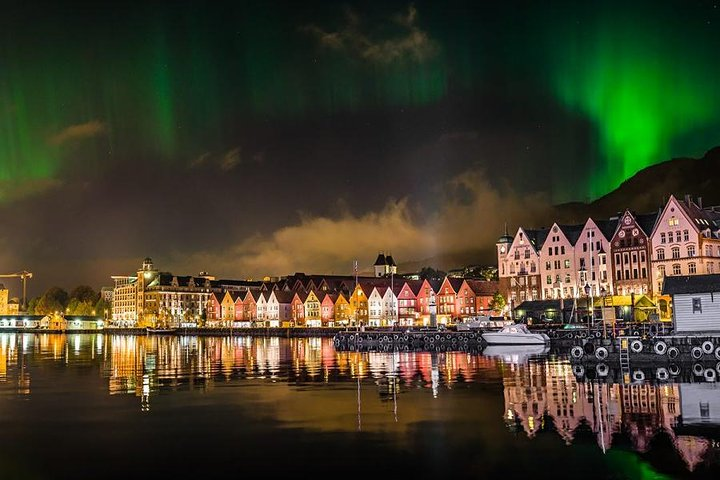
[550,8,720,198]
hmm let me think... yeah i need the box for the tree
[488,291,507,315]
[26,297,40,314]
[70,285,97,304]
[35,287,69,315]
[419,267,446,282]
[95,298,111,319]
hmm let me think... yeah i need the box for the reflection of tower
[429,294,437,329]
[431,351,439,398]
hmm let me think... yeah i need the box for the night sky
[1,0,719,295]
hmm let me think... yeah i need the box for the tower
[373,252,387,277]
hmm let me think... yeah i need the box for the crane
[0,271,33,312]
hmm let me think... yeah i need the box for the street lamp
[584,282,593,329]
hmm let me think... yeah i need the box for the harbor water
[0,333,718,479]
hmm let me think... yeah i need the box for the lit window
[672,264,681,275]
[688,245,696,257]
[656,248,665,260]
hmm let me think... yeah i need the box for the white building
[663,274,720,333]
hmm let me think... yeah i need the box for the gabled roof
[373,253,386,266]
[322,292,338,303]
[442,277,464,293]
[466,279,498,296]
[678,196,720,230]
[374,285,390,297]
[293,290,309,302]
[272,290,295,304]
[595,218,619,241]
[662,274,720,295]
[635,211,659,237]
[524,228,550,250]
[558,224,584,245]
[385,254,396,266]
[245,289,262,302]
[403,279,424,295]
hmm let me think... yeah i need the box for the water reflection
[0,333,718,476]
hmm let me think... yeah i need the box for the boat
[482,344,550,363]
[481,323,550,345]
[146,327,178,334]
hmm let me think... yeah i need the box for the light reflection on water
[0,333,717,479]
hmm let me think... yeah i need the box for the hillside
[399,146,720,274]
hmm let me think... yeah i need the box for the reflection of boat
[481,323,550,345]
[482,344,549,363]
[146,327,177,334]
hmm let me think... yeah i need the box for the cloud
[49,120,106,146]
[304,4,439,63]
[0,178,63,203]
[180,168,555,279]
[220,147,242,171]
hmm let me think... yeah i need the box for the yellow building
[349,284,370,326]
[334,293,351,325]
[0,286,8,315]
[303,290,322,327]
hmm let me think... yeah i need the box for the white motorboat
[481,323,550,345]
[482,344,550,364]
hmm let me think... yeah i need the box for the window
[616,270,622,280]
[656,248,665,260]
[640,251,646,263]
[632,253,637,263]
[660,233,666,244]
[671,247,680,259]
[688,245,695,257]
[633,268,638,279]
[524,249,530,259]
[624,269,630,279]
[689,263,696,274]
[554,260,561,269]
[596,241,601,251]
[545,261,551,270]
[583,243,587,252]
[546,275,551,285]
[658,265,665,277]
[615,254,621,265]
[564,259,571,269]
[675,231,681,243]
[668,216,679,227]
[561,246,565,254]
[641,267,647,278]
[693,297,702,314]
[514,250,520,260]
[554,246,558,255]
[564,274,571,284]
[548,248,552,256]
[684,230,689,242]
[706,245,713,257]
[709,262,715,274]
[672,264,681,275]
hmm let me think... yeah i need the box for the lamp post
[599,286,607,339]
[584,282,593,332]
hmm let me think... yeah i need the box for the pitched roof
[385,254,396,266]
[635,211,659,237]
[595,218,619,241]
[373,253,386,266]
[558,224,584,245]
[272,290,295,304]
[294,290,309,302]
[525,228,550,250]
[662,274,720,295]
[466,280,498,296]
[403,279,424,295]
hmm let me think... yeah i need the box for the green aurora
[0,1,718,201]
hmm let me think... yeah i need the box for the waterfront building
[416,279,441,325]
[256,291,269,323]
[291,291,307,326]
[207,292,222,324]
[461,279,499,317]
[663,274,720,333]
[243,290,261,323]
[333,292,351,325]
[497,228,542,309]
[574,217,616,300]
[6,299,18,315]
[221,291,242,325]
[266,290,293,327]
[303,290,322,327]
[396,280,421,325]
[609,210,658,297]
[437,277,464,323]
[367,286,386,327]
[0,285,8,315]
[320,293,337,326]
[373,252,397,277]
[381,285,398,326]
[111,274,138,326]
[100,286,114,304]
[650,195,720,294]
[539,223,582,300]
[349,283,370,326]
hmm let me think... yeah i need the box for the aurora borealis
[0,0,718,292]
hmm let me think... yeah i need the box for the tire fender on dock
[692,347,704,360]
[630,340,643,353]
[595,347,608,361]
[570,346,584,360]
[653,341,667,356]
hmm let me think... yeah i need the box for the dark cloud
[304,4,438,63]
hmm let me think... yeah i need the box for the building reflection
[503,360,720,472]
[0,332,717,473]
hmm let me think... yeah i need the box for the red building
[320,293,337,325]
[415,279,441,325]
[438,277,465,321]
[396,280,422,325]
[467,279,499,315]
[291,291,308,326]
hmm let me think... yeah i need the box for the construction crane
[0,271,33,312]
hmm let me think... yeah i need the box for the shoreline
[0,327,347,337]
